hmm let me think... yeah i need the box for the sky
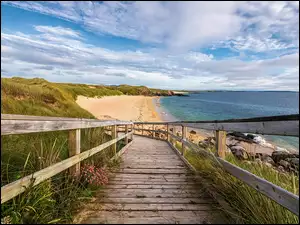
[1,1,299,91]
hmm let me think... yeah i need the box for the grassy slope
[172,140,299,224]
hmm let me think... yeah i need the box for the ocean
[158,91,299,152]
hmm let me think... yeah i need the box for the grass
[0,77,127,224]
[170,138,299,224]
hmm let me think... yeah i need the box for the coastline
[76,94,297,156]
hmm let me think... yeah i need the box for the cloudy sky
[1,1,299,91]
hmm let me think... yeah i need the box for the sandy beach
[76,95,162,122]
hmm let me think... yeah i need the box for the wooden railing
[1,114,133,204]
[1,114,299,216]
[133,114,299,216]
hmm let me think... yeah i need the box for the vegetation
[171,139,299,224]
[1,77,126,223]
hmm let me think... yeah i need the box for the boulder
[278,166,285,172]
[264,162,273,168]
[198,141,208,149]
[230,145,248,160]
[285,158,299,169]
[272,151,292,163]
[190,130,196,135]
[255,158,262,164]
[261,155,275,166]
[279,160,291,169]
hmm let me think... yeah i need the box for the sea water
[159,91,299,152]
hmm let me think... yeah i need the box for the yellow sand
[76,95,162,122]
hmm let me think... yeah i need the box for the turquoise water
[160,91,299,151]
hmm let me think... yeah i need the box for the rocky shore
[198,131,299,175]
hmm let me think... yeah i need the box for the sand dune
[76,95,162,122]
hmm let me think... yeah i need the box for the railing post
[182,125,187,156]
[112,125,117,155]
[68,129,81,177]
[125,124,128,145]
[216,130,227,158]
[142,124,144,136]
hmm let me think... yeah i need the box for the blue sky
[1,1,299,91]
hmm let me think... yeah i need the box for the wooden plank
[1,119,133,136]
[68,129,81,176]
[96,189,207,198]
[86,203,214,211]
[109,173,198,179]
[1,131,133,203]
[107,181,203,186]
[115,168,190,174]
[95,197,213,204]
[78,211,221,224]
[217,158,299,216]
[104,184,202,189]
[216,130,226,158]
[120,165,186,169]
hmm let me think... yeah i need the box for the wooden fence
[1,114,299,216]
[133,114,299,216]
[1,114,133,204]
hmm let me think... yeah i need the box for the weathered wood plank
[78,210,222,224]
[104,184,202,189]
[217,158,299,216]
[115,168,190,174]
[1,119,133,135]
[1,131,133,203]
[119,165,186,169]
[95,197,213,204]
[86,203,215,211]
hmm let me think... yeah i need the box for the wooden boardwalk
[75,136,227,224]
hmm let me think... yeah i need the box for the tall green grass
[171,138,299,224]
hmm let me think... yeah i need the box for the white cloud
[1,25,299,91]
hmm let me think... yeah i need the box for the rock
[279,160,291,169]
[285,158,299,169]
[264,162,273,168]
[230,145,248,160]
[261,155,275,166]
[227,132,255,143]
[272,151,292,163]
[190,130,196,135]
[198,141,209,149]
[255,158,262,164]
[278,166,285,172]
